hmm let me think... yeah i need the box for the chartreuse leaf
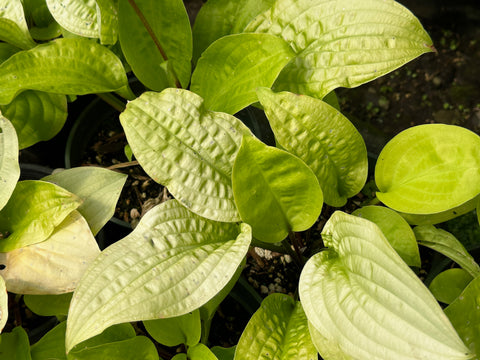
[299,211,472,360]
[172,355,187,360]
[43,167,128,235]
[30,321,67,360]
[0,210,100,294]
[235,293,316,360]
[94,0,118,45]
[429,269,473,305]
[120,89,252,222]
[308,321,352,360]
[257,87,367,207]
[0,277,6,333]
[23,0,62,41]
[376,124,480,215]
[65,200,251,352]
[0,38,129,105]
[119,0,191,90]
[232,135,322,243]
[24,292,73,317]
[352,205,420,267]
[0,43,20,62]
[188,344,218,360]
[191,33,294,114]
[211,346,236,360]
[192,0,275,62]
[0,115,20,211]
[0,0,36,50]
[0,180,81,252]
[0,91,67,149]
[46,0,98,39]
[144,310,201,347]
[0,327,31,360]
[445,276,480,359]
[414,225,480,278]
[245,0,434,99]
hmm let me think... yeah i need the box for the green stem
[127,0,182,88]
[96,93,126,112]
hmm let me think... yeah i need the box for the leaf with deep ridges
[0,114,20,211]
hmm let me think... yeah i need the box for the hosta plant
[0,0,479,359]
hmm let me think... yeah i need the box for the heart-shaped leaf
[299,211,471,360]
[414,225,480,278]
[0,180,81,252]
[0,210,100,294]
[445,275,480,359]
[191,33,295,114]
[429,269,473,305]
[192,0,275,62]
[0,0,36,49]
[144,310,201,347]
[246,0,434,99]
[0,276,6,333]
[0,327,31,359]
[66,200,251,352]
[235,293,316,360]
[118,0,192,90]
[352,205,420,267]
[0,38,129,105]
[257,87,367,207]
[0,115,20,211]
[376,124,480,215]
[0,90,67,149]
[120,89,252,222]
[44,167,127,235]
[232,135,322,243]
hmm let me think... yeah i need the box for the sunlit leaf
[429,269,473,305]
[445,275,480,359]
[44,167,127,235]
[120,89,252,222]
[0,38,129,105]
[66,200,251,352]
[352,205,420,267]
[46,0,98,39]
[414,225,480,278]
[376,124,480,215]
[246,0,434,99]
[188,343,218,360]
[95,0,118,45]
[0,277,6,333]
[192,0,275,62]
[257,87,367,207]
[0,180,81,252]
[0,114,20,211]
[24,292,73,317]
[235,293,316,360]
[299,211,471,360]
[118,0,192,90]
[191,33,294,114]
[0,327,31,360]
[0,91,67,149]
[23,0,62,41]
[232,135,322,243]
[144,310,201,347]
[0,210,100,294]
[0,0,36,49]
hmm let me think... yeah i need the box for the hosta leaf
[46,0,98,39]
[445,275,480,359]
[95,0,118,45]
[23,0,62,41]
[246,0,433,99]
[0,0,36,49]
[191,33,295,114]
[0,115,20,211]
[43,167,128,235]
[118,0,192,90]
[232,135,322,243]
[257,87,367,207]
[30,322,67,360]
[212,346,236,360]
[414,225,480,278]
[0,277,6,333]
[299,211,471,360]
[0,180,81,252]
[0,90,67,149]
[24,292,73,317]
[0,327,31,360]
[0,210,100,294]
[0,43,20,63]
[65,200,251,352]
[192,0,275,62]
[429,269,473,305]
[0,38,129,105]
[144,310,201,347]
[235,293,316,360]
[188,343,218,360]
[352,205,420,267]
[376,124,480,215]
[120,89,252,222]
[70,323,135,351]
